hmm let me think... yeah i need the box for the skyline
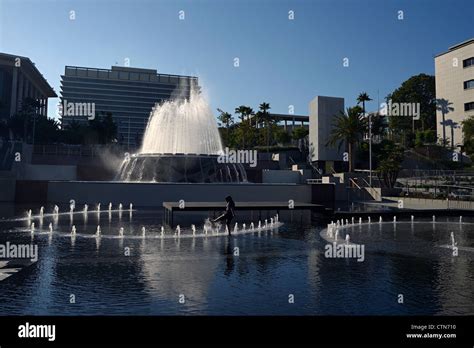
[1,0,473,121]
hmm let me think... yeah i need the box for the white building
[435,38,474,147]
[309,95,345,172]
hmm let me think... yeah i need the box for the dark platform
[162,201,324,226]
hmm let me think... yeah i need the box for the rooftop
[435,38,474,58]
[0,52,57,97]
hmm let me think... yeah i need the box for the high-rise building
[435,38,474,147]
[0,52,57,120]
[60,65,198,146]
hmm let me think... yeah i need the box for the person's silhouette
[212,196,235,235]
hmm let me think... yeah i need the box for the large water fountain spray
[117,88,246,183]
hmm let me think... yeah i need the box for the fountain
[117,90,247,183]
[30,222,35,234]
[53,205,59,215]
[191,224,196,236]
[39,206,44,218]
[71,225,76,236]
[450,232,457,249]
[379,216,382,223]
[108,203,112,212]
[161,226,165,237]
[142,226,146,238]
[27,209,32,220]
[96,226,101,237]
[119,227,124,238]
[49,223,53,234]
[345,234,350,244]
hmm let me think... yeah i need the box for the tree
[258,102,272,149]
[376,141,404,188]
[462,116,474,157]
[292,127,308,140]
[357,92,372,116]
[217,108,234,146]
[387,74,436,146]
[327,106,366,172]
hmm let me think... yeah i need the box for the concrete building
[309,95,345,172]
[60,65,198,146]
[0,52,57,119]
[435,38,474,147]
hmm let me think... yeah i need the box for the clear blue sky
[1,0,473,120]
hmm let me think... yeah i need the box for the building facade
[309,95,345,172]
[0,52,56,120]
[435,38,474,147]
[60,65,198,146]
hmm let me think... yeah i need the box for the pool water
[0,210,473,315]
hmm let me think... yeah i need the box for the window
[463,57,474,68]
[464,80,474,90]
[465,102,474,111]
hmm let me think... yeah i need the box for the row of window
[465,102,474,111]
[464,79,474,89]
[464,57,474,68]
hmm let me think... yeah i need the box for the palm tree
[259,102,271,149]
[357,92,372,115]
[327,106,366,172]
[436,98,454,147]
[217,108,233,145]
[235,105,247,123]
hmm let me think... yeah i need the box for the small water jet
[71,225,76,236]
[161,226,165,237]
[142,226,146,238]
[191,224,196,236]
[450,232,457,249]
[49,223,53,234]
[30,222,35,234]
[96,225,101,237]
[39,206,44,218]
[119,227,124,238]
[345,234,350,244]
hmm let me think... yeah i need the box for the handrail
[349,178,362,190]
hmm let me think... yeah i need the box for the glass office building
[60,65,198,146]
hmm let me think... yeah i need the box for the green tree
[357,92,372,116]
[217,108,234,146]
[376,141,404,188]
[387,74,436,146]
[258,102,272,149]
[327,106,366,172]
[292,127,309,140]
[462,116,474,157]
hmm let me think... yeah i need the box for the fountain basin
[117,153,247,183]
